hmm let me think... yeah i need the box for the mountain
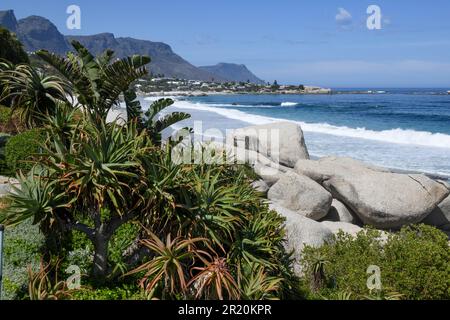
[0,11,71,54]
[0,10,263,83]
[199,63,265,84]
[17,16,71,54]
[66,34,224,81]
[0,10,18,33]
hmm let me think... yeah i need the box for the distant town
[135,77,332,96]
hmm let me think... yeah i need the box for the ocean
[140,89,450,179]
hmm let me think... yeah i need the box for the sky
[2,0,450,87]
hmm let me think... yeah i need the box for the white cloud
[335,8,352,27]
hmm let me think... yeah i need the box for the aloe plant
[0,41,299,299]
[126,230,208,299]
[27,260,72,300]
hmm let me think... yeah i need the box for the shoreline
[138,89,450,97]
[139,91,333,97]
[127,94,450,181]
[309,155,450,182]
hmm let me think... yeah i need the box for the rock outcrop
[323,199,360,224]
[0,176,19,198]
[229,122,310,168]
[251,179,269,194]
[0,10,18,32]
[320,221,363,237]
[295,157,449,229]
[269,203,333,275]
[268,172,332,220]
[422,195,450,231]
[204,141,293,187]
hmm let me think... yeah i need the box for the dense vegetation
[0,41,299,300]
[4,129,43,173]
[0,27,29,65]
[301,226,450,300]
[0,33,448,301]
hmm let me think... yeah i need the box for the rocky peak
[199,63,264,84]
[0,10,18,33]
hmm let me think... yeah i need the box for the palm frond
[124,89,143,124]
[145,98,174,122]
[36,49,93,105]
[154,112,191,133]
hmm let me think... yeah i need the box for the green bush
[1,218,45,300]
[301,225,450,300]
[5,129,44,173]
[0,106,13,175]
[71,284,145,300]
[0,106,24,135]
[0,133,11,175]
[0,27,29,64]
[0,106,12,127]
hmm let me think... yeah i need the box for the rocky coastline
[222,122,450,275]
[1,121,449,277]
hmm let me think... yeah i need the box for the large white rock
[422,195,450,231]
[204,141,293,187]
[253,162,292,187]
[0,176,19,198]
[323,199,360,224]
[321,221,363,237]
[269,203,333,275]
[251,179,269,194]
[295,157,450,229]
[228,122,310,168]
[268,172,332,220]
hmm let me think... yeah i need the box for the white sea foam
[208,103,273,108]
[281,102,299,107]
[172,100,450,149]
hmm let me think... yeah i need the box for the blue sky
[2,0,450,87]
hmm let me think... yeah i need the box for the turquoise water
[142,89,450,178]
[191,89,450,136]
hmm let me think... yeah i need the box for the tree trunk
[92,231,111,282]
[87,213,136,282]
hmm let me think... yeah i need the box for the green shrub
[0,133,11,175]
[1,218,45,300]
[71,284,145,300]
[301,225,450,300]
[0,106,12,126]
[5,129,45,173]
[0,27,29,64]
[0,106,23,135]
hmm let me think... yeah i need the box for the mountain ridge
[0,10,263,83]
[66,33,225,82]
[199,63,265,84]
